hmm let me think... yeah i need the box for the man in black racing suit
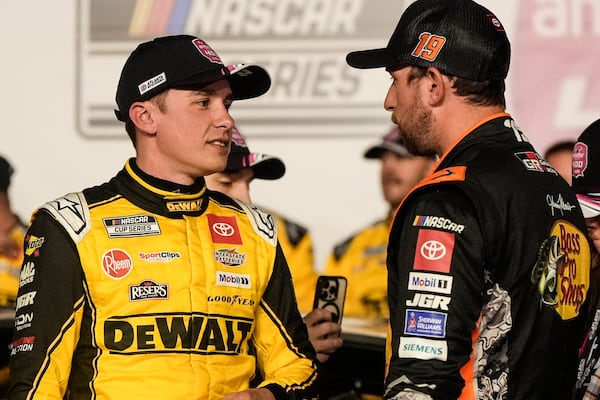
[8,35,317,400]
[346,0,591,399]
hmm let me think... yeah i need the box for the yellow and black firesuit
[8,159,317,400]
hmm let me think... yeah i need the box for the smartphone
[313,275,347,325]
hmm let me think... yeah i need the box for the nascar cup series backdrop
[1,0,599,269]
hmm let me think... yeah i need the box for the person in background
[205,127,342,363]
[544,139,576,184]
[0,155,26,396]
[572,119,600,400]
[9,35,317,400]
[0,155,25,306]
[323,126,435,320]
[346,0,590,398]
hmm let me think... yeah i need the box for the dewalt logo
[104,312,253,354]
[166,200,203,212]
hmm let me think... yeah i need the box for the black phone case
[313,275,347,323]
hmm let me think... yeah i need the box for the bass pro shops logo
[531,220,590,320]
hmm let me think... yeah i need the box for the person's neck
[436,104,505,156]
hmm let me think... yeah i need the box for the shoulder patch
[235,200,277,247]
[333,236,353,261]
[40,192,91,243]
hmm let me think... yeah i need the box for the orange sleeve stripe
[458,317,481,400]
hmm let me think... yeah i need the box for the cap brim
[249,153,286,180]
[364,142,410,159]
[577,193,600,218]
[228,64,271,100]
[346,48,400,69]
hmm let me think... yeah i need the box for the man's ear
[129,102,157,135]
[424,67,447,106]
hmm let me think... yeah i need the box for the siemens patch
[104,214,161,237]
[399,337,447,361]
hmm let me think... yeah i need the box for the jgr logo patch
[16,291,36,312]
[129,280,168,301]
[216,272,251,289]
[399,337,447,361]
[408,272,452,294]
[406,293,450,311]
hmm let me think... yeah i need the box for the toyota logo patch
[207,214,243,244]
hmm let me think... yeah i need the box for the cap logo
[572,142,588,178]
[192,38,222,64]
[138,72,166,95]
[486,13,505,32]
[412,33,446,62]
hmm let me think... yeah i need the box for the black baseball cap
[115,35,271,122]
[346,0,510,82]
[225,127,286,180]
[573,119,600,218]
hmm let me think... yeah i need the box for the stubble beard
[392,94,437,157]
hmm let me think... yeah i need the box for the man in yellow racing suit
[8,35,317,400]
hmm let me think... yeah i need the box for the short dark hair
[450,77,506,108]
[124,91,169,147]
[407,66,506,108]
